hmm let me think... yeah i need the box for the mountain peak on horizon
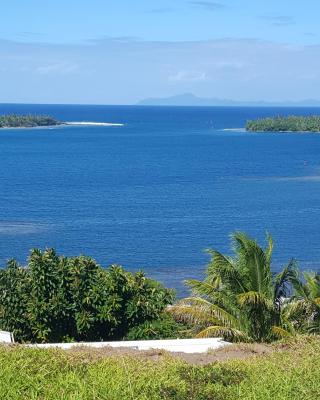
[137,94,320,107]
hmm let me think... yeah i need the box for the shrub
[126,313,190,340]
[0,249,174,343]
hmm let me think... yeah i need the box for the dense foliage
[0,249,174,343]
[170,232,320,342]
[0,336,319,399]
[246,115,320,132]
[0,114,62,128]
[1,233,320,345]
[126,313,189,340]
[283,270,320,334]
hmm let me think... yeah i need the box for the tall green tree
[0,249,174,343]
[170,232,297,342]
[282,271,320,334]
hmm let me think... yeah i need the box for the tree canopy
[246,115,320,132]
[170,232,320,342]
[0,114,62,128]
[0,249,174,343]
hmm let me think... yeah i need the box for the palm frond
[207,249,246,294]
[271,325,293,339]
[169,304,219,325]
[195,325,250,342]
[304,272,320,300]
[274,259,299,302]
[265,233,274,265]
[185,279,218,297]
[282,299,310,322]
[232,232,271,294]
[169,297,238,327]
[314,297,320,306]
[237,291,273,310]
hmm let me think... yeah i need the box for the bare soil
[68,342,275,366]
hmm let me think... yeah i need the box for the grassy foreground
[1,337,320,399]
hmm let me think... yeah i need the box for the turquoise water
[0,104,320,294]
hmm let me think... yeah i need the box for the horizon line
[1,101,320,108]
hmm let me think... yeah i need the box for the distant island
[137,93,320,107]
[0,114,63,128]
[0,114,124,128]
[246,115,320,132]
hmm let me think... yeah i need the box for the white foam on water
[222,128,246,132]
[66,122,124,127]
[0,222,48,235]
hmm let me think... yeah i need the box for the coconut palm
[283,271,320,334]
[170,232,297,342]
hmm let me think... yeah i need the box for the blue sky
[1,0,320,103]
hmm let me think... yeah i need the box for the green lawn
[1,337,319,399]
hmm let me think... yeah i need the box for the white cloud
[0,37,320,103]
[211,61,247,70]
[169,70,208,82]
[36,62,78,75]
[259,15,295,27]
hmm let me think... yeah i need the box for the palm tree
[283,271,320,334]
[170,232,297,342]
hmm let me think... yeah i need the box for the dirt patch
[67,342,275,366]
[68,346,166,363]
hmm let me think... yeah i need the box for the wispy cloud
[1,37,320,104]
[169,70,208,82]
[36,62,78,75]
[259,15,295,27]
[188,1,227,11]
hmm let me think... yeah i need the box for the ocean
[0,104,320,295]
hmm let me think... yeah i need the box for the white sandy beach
[66,122,124,127]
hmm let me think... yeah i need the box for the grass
[0,337,320,399]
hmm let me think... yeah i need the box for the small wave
[66,122,124,127]
[0,222,49,235]
[223,128,246,132]
[243,175,320,183]
[274,176,320,182]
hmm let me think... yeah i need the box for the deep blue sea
[0,104,320,295]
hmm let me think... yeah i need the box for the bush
[126,313,190,340]
[0,249,175,343]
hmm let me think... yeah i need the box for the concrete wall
[28,337,230,353]
[0,330,14,343]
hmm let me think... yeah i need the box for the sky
[1,0,320,104]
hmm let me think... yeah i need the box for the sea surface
[0,104,320,295]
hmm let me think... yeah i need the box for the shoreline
[0,121,124,129]
[66,121,124,127]
[246,129,320,133]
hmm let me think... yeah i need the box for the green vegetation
[1,235,320,398]
[125,313,190,340]
[0,336,319,399]
[0,249,176,343]
[246,115,320,132]
[1,232,320,344]
[0,114,63,128]
[170,232,320,342]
